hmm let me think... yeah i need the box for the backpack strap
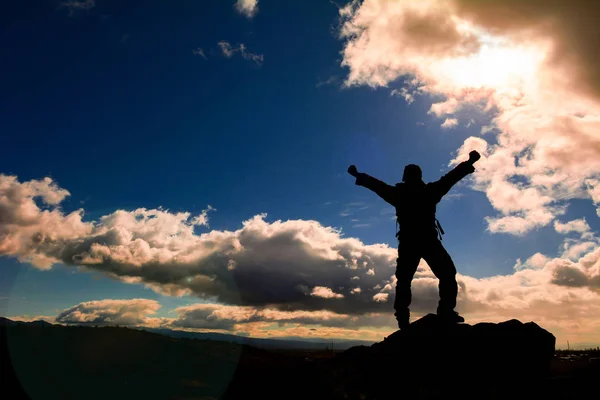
[435,218,445,241]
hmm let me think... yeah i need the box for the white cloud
[339,202,369,218]
[234,0,258,18]
[390,87,415,104]
[192,48,207,59]
[218,41,235,58]
[0,175,91,269]
[373,293,389,302]
[56,299,162,326]
[561,240,598,261]
[316,76,339,88]
[311,286,344,299]
[486,214,553,236]
[192,205,215,226]
[514,253,550,271]
[480,124,495,134]
[429,98,459,117]
[440,117,458,129]
[554,219,591,234]
[170,303,257,330]
[217,41,263,66]
[338,0,600,236]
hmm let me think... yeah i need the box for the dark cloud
[0,175,397,315]
[551,265,589,287]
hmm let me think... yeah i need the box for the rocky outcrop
[334,314,556,399]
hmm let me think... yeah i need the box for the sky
[2,0,600,348]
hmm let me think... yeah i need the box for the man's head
[402,164,422,183]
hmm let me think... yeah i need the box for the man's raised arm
[430,151,480,202]
[348,165,396,205]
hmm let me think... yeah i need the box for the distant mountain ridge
[0,317,374,350]
[2,314,598,399]
[0,317,54,328]
[139,327,375,350]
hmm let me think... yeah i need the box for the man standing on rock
[347,150,481,329]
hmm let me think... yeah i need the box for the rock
[335,314,556,398]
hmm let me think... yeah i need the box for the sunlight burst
[435,34,549,93]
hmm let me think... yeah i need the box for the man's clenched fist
[468,150,481,164]
[348,165,358,177]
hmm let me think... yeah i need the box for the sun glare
[434,33,548,93]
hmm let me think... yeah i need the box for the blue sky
[2,0,600,346]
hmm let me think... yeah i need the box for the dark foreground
[1,317,598,400]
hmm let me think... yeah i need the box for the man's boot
[395,309,410,329]
[437,309,464,324]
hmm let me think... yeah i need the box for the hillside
[1,316,599,399]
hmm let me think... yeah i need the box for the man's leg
[394,240,421,328]
[422,238,462,321]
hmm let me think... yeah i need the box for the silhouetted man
[348,150,481,328]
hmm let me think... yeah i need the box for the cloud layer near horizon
[339,0,600,236]
[2,174,600,344]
